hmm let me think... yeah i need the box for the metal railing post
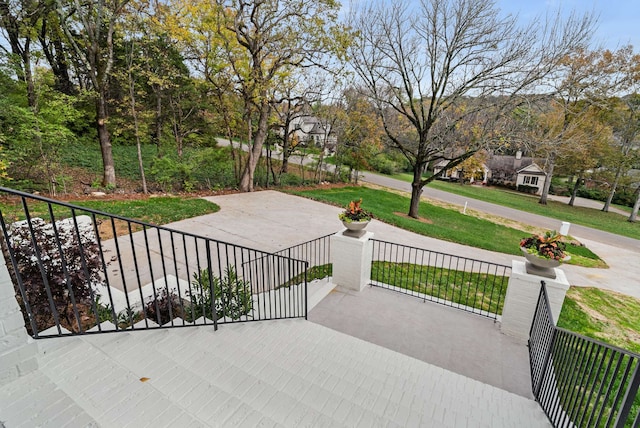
[614,359,640,428]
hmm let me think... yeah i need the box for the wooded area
[1,0,640,220]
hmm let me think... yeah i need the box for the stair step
[5,318,549,427]
[87,320,117,332]
[0,369,99,427]
[37,330,208,427]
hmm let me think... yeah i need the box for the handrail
[369,238,511,320]
[529,281,640,427]
[0,187,308,338]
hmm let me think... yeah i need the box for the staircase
[0,319,550,427]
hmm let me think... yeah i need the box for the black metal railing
[0,187,308,338]
[529,282,640,427]
[274,233,332,283]
[369,239,511,320]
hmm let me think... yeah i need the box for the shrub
[187,147,237,189]
[280,173,303,186]
[576,187,608,202]
[187,266,252,321]
[369,154,399,175]
[144,288,184,325]
[148,156,194,191]
[517,184,539,194]
[5,216,104,334]
[612,188,636,207]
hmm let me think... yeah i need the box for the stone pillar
[330,230,374,292]
[0,251,38,386]
[501,260,570,343]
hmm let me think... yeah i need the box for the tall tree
[173,0,350,191]
[334,88,385,182]
[56,0,130,187]
[532,46,638,205]
[550,105,613,206]
[350,0,595,218]
[0,0,42,106]
[603,93,640,212]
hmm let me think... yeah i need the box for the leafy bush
[187,266,252,321]
[612,188,636,207]
[144,288,184,325]
[369,154,400,175]
[5,216,104,334]
[576,187,608,202]
[148,156,194,191]
[148,148,237,191]
[517,184,539,194]
[187,147,237,189]
[280,173,303,186]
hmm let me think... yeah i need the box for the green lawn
[287,186,603,266]
[0,196,220,226]
[558,287,640,354]
[383,172,640,240]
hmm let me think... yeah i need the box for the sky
[496,0,639,50]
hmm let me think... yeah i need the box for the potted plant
[339,198,373,234]
[519,230,569,278]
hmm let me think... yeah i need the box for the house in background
[515,163,547,195]
[433,160,490,184]
[288,115,337,153]
[433,150,548,195]
[485,151,547,195]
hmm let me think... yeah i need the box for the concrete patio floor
[309,285,533,398]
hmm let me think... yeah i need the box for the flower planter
[341,220,370,238]
[520,247,569,279]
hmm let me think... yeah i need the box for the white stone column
[0,251,38,386]
[330,230,374,292]
[500,260,570,343]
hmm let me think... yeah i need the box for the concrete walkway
[309,285,532,398]
[176,190,640,299]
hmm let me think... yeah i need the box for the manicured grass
[78,198,220,225]
[287,186,603,266]
[557,287,640,424]
[558,287,640,354]
[371,261,507,315]
[0,196,219,226]
[386,173,640,240]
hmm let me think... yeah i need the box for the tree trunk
[568,173,582,206]
[628,185,640,222]
[129,67,147,194]
[23,49,37,108]
[153,88,163,154]
[602,165,622,212]
[539,154,555,205]
[240,102,270,192]
[408,166,423,218]
[96,93,116,187]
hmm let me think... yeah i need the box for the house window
[523,176,538,185]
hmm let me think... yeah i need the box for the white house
[288,115,337,152]
[516,163,547,195]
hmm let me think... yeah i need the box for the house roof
[486,155,535,172]
[517,163,547,176]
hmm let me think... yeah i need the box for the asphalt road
[360,171,640,253]
[216,137,639,253]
